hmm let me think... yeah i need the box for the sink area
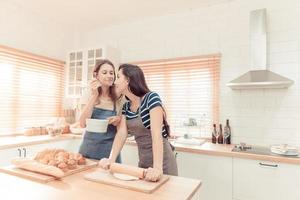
[173,137,206,146]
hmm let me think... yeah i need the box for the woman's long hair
[118,64,150,97]
[93,59,118,102]
[119,63,170,137]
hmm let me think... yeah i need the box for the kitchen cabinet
[66,46,120,98]
[175,151,232,200]
[67,50,84,97]
[121,144,139,166]
[0,138,82,166]
[233,158,300,200]
[0,147,23,166]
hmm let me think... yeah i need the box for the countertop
[170,141,300,165]
[0,167,201,200]
[1,134,300,165]
[127,137,300,165]
[0,134,79,150]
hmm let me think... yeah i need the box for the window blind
[0,45,65,134]
[136,54,220,137]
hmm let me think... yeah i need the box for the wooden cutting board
[84,169,169,194]
[0,159,98,183]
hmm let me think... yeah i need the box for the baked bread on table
[11,149,86,177]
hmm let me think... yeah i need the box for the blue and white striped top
[122,92,168,138]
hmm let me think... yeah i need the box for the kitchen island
[0,167,201,200]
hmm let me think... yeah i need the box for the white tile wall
[77,0,300,146]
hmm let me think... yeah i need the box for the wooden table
[0,168,201,200]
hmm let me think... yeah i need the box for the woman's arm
[79,95,98,127]
[109,115,128,161]
[99,115,128,169]
[147,106,164,181]
[79,80,100,127]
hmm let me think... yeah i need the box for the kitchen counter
[0,134,79,150]
[128,138,300,165]
[1,134,300,165]
[171,141,300,165]
[0,167,201,200]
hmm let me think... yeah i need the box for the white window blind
[137,54,220,137]
[0,45,64,135]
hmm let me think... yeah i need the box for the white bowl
[70,127,85,134]
[86,119,109,133]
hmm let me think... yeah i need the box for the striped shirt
[122,92,167,138]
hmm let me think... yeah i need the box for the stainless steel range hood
[227,9,294,89]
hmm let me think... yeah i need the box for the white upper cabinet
[86,49,102,83]
[67,51,84,98]
[66,46,120,98]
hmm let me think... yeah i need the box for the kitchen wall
[0,1,76,60]
[77,0,300,146]
[79,0,300,146]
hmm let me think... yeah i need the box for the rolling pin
[109,163,146,179]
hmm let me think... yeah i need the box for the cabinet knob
[22,148,27,157]
[17,148,22,157]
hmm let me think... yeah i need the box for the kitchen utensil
[270,144,299,156]
[109,163,145,179]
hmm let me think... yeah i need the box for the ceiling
[10,0,231,31]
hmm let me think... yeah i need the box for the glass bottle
[212,124,217,143]
[223,119,231,144]
[218,124,223,144]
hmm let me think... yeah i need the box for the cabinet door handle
[22,148,27,157]
[17,148,22,157]
[259,162,278,168]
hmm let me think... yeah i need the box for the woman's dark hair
[118,64,150,97]
[119,63,171,137]
[93,59,118,101]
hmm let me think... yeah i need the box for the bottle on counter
[218,124,223,144]
[223,119,231,144]
[212,123,217,144]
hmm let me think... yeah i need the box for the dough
[112,173,139,181]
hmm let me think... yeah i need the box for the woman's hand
[98,158,112,170]
[107,116,121,126]
[90,79,101,97]
[144,167,163,182]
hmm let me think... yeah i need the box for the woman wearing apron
[78,59,123,162]
[99,64,178,182]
